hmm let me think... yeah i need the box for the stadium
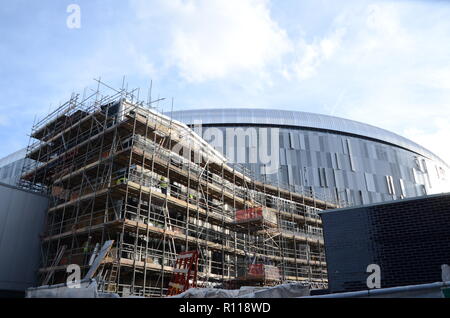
[170,108,450,206]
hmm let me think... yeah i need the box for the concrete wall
[0,183,48,295]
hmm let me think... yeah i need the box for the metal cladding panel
[168,108,447,167]
[0,148,27,168]
[0,183,48,292]
[320,193,450,293]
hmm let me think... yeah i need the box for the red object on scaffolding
[167,250,199,296]
[248,264,281,281]
[235,207,264,221]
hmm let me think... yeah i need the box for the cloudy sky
[1,0,450,164]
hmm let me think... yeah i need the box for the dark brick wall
[321,194,450,293]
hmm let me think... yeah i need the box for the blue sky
[1,0,450,164]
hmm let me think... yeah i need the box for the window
[287,165,294,185]
[299,134,306,150]
[414,157,420,169]
[347,139,356,171]
[288,132,294,149]
[345,189,352,204]
[334,153,342,170]
[333,170,344,189]
[319,168,328,187]
[399,179,406,198]
[386,176,395,195]
[421,159,428,173]
[364,173,376,192]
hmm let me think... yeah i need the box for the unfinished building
[20,82,338,297]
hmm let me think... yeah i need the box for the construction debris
[26,240,117,298]
[26,279,119,298]
[20,80,337,297]
[171,282,310,298]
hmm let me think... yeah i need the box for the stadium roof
[169,108,448,167]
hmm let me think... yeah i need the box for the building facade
[21,89,334,297]
[0,148,29,186]
[170,108,450,206]
[0,183,48,297]
[319,193,450,293]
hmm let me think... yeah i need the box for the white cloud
[67,1,450,167]
[292,1,450,165]
[133,0,292,82]
[4,0,450,165]
[404,118,450,166]
[291,27,346,80]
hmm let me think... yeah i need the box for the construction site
[20,81,340,298]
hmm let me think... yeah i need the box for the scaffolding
[20,80,339,297]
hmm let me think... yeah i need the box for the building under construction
[20,82,338,297]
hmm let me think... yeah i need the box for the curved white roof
[168,108,448,167]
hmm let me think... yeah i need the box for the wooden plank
[84,240,115,279]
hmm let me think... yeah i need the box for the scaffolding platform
[20,80,334,297]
